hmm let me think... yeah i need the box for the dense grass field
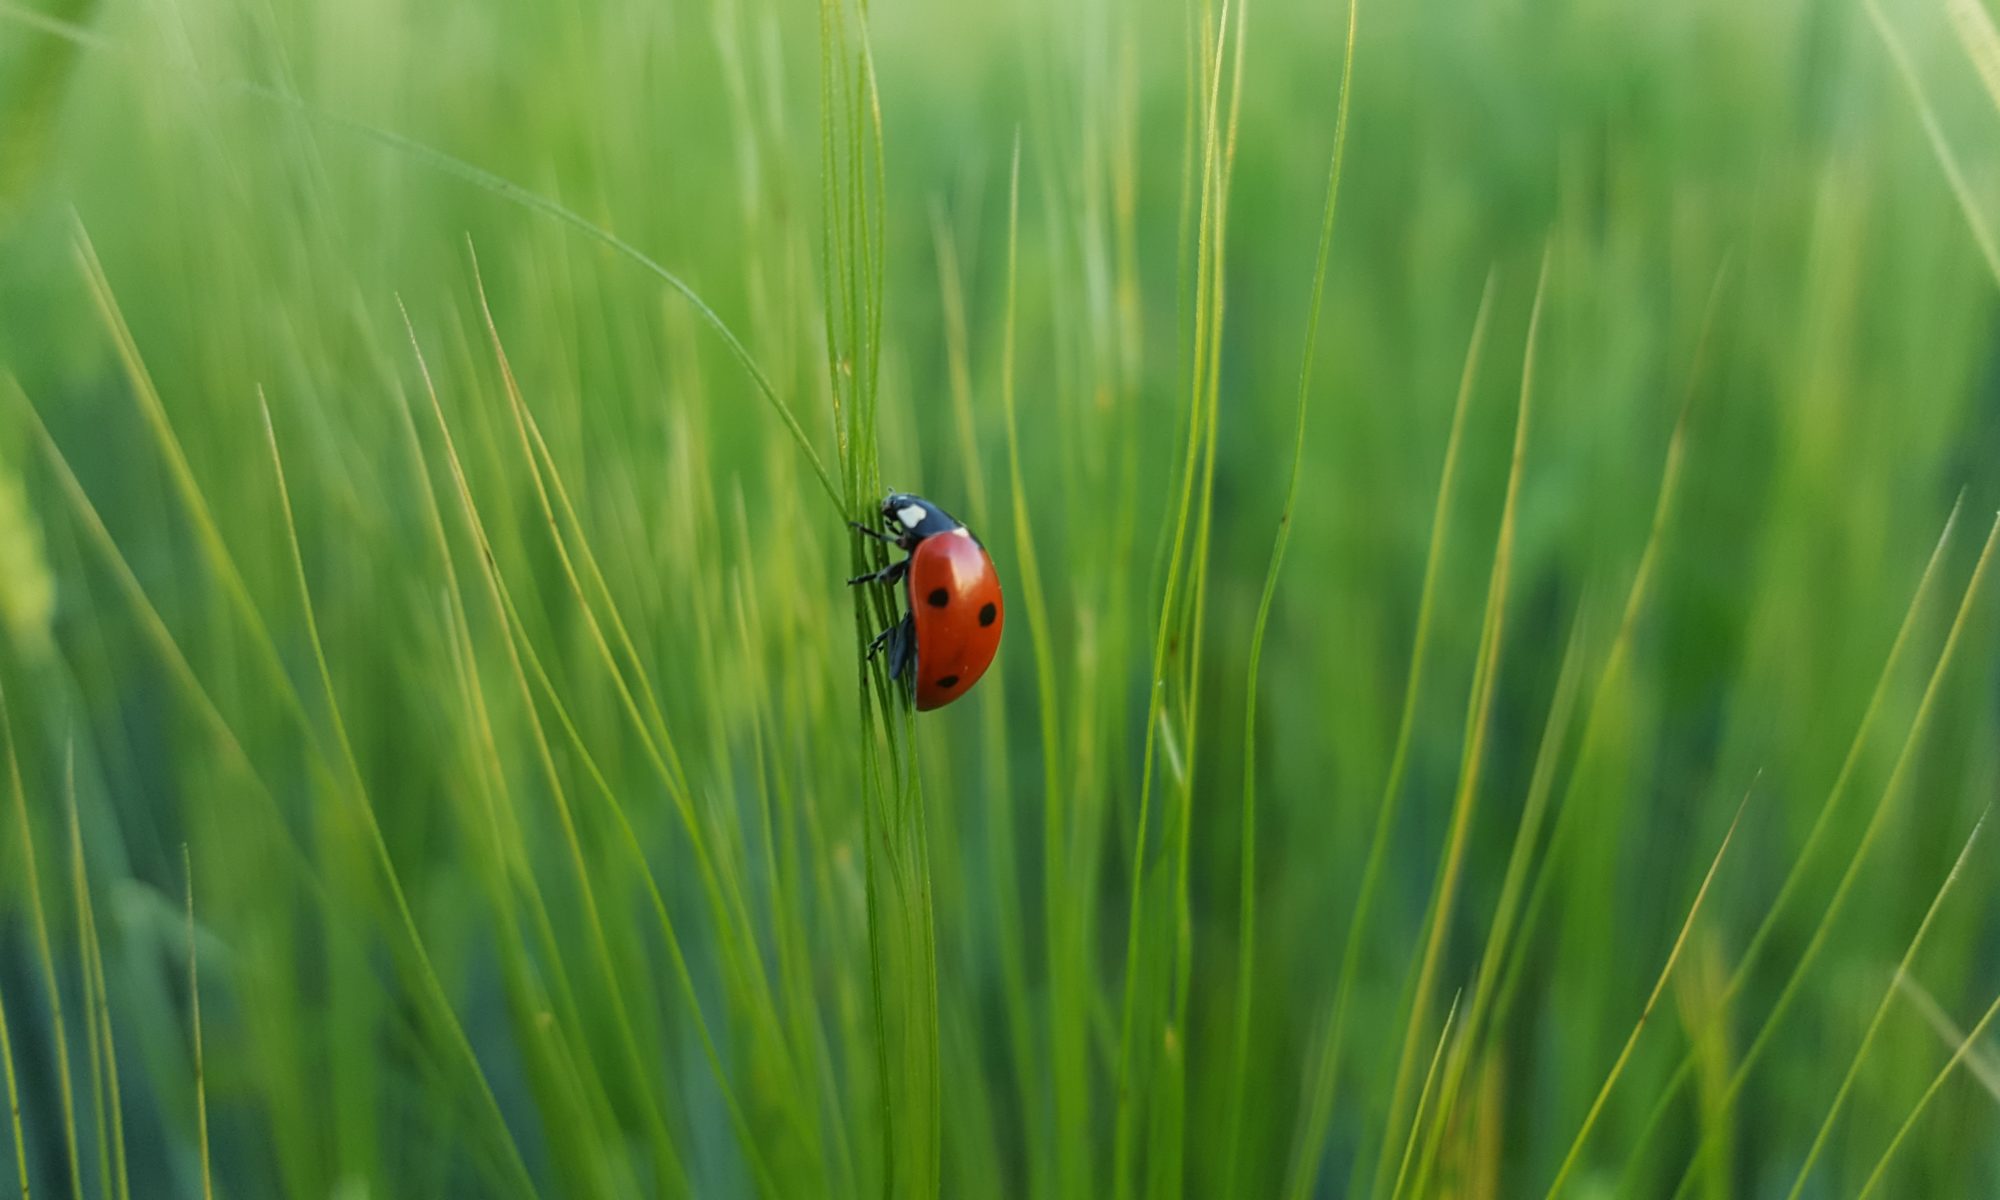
[4,0,2000,1194]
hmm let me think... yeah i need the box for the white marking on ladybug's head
[896,504,927,530]
[951,527,971,537]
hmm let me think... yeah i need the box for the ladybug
[849,492,1005,711]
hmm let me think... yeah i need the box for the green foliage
[2,0,1999,1195]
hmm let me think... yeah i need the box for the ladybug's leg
[846,558,909,587]
[849,520,898,544]
[884,613,917,684]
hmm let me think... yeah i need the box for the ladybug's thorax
[881,491,965,548]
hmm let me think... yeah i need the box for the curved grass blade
[1783,806,1991,1198]
[1162,0,1252,1189]
[1416,262,1727,1189]
[0,961,23,1200]
[994,132,1080,1198]
[0,682,84,1200]
[1386,246,1547,1200]
[1221,0,1359,1187]
[13,377,534,1197]
[397,306,806,1195]
[44,247,541,1194]
[66,755,127,1200]
[1483,260,1726,1041]
[1661,511,2000,1198]
[1283,271,1495,1200]
[1112,1,1240,1192]
[1613,495,1965,1179]
[1867,0,2000,284]
[183,846,213,1200]
[1543,781,1754,1197]
[0,1,840,510]
[1386,990,1463,1200]
[1856,977,2000,1197]
[1895,971,2000,1099]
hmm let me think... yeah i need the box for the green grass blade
[1,3,842,510]
[1386,990,1462,1200]
[0,684,83,1200]
[0,960,24,1200]
[1387,246,1547,1200]
[1220,0,1359,1187]
[1284,271,1494,1200]
[1783,806,1991,1198]
[1613,494,1965,1177]
[1543,782,1753,1197]
[1867,0,2000,284]
[996,133,1080,1199]
[1112,3,1237,1190]
[1855,976,2000,1197]
[1895,972,2000,1099]
[65,752,127,1200]
[183,846,213,1200]
[1662,511,2000,1196]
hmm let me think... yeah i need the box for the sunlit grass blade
[183,846,213,1200]
[1384,246,1546,1200]
[66,747,128,1200]
[1284,269,1494,1200]
[0,680,84,1200]
[463,258,802,1177]
[65,247,516,1145]
[1855,978,2000,1196]
[1673,931,1734,1200]
[6,379,296,834]
[392,362,695,1194]
[1895,971,2000,1099]
[466,239,696,807]
[817,0,942,1189]
[1952,0,2000,102]
[1113,0,1240,1191]
[0,0,93,224]
[3,3,843,512]
[71,225,336,773]
[189,376,539,1198]
[1784,805,1991,1198]
[68,766,108,1199]
[1386,990,1463,1200]
[397,302,803,1195]
[1444,598,1591,1075]
[994,132,1080,1198]
[0,958,23,1200]
[1423,264,1725,1182]
[1662,511,2000,1197]
[1544,780,1754,1197]
[1162,0,1251,1189]
[928,199,1044,1193]
[1484,259,1723,1040]
[26,368,539,1194]
[392,343,637,1195]
[1221,0,1358,1187]
[1614,494,1965,1175]
[1866,0,2000,283]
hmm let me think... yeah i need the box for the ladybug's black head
[879,492,962,547]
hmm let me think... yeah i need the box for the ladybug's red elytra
[849,492,1004,710]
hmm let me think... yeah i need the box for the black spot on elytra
[935,675,959,689]
[978,602,997,627]
[928,587,951,607]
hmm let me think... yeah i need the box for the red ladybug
[849,492,1005,710]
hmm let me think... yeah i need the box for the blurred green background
[2,0,1999,1195]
